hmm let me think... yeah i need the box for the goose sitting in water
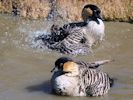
[51,57,114,96]
[35,4,104,55]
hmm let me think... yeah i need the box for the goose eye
[60,63,64,67]
[97,10,101,14]
[56,63,64,69]
[94,10,97,12]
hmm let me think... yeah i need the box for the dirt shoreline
[0,0,132,22]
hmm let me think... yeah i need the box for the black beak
[51,67,55,73]
[51,67,58,73]
[93,11,103,20]
[98,15,103,20]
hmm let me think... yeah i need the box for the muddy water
[0,14,133,100]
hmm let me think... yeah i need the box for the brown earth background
[0,0,133,22]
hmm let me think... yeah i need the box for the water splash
[25,30,51,50]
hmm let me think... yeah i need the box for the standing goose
[35,4,104,54]
[51,57,114,96]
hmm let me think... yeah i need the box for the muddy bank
[0,0,133,22]
[0,0,50,19]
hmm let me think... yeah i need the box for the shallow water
[0,14,133,100]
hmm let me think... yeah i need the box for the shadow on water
[25,80,52,95]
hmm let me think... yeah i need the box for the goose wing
[76,59,114,69]
[50,28,91,54]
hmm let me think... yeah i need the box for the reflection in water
[0,14,133,100]
[26,80,52,94]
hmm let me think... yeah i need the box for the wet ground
[0,14,133,100]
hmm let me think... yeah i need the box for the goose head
[82,4,102,24]
[51,57,73,72]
